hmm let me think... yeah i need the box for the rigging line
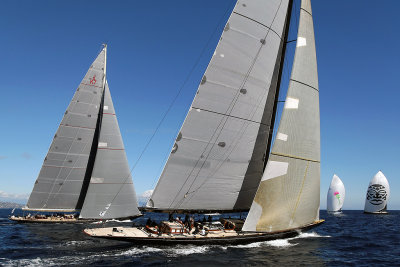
[176,0,285,207]
[102,0,236,214]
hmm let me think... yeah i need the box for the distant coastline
[0,201,24,209]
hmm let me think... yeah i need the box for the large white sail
[79,81,140,219]
[327,174,345,212]
[148,0,291,211]
[243,0,320,232]
[26,47,107,211]
[364,171,390,213]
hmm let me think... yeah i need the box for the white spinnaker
[364,171,390,213]
[243,0,320,232]
[327,174,345,212]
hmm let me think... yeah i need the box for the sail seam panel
[233,12,283,40]
[191,107,270,126]
[290,79,318,92]
[300,8,312,17]
[271,152,319,163]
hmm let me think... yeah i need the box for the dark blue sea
[0,209,399,266]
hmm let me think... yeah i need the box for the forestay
[327,174,345,212]
[243,0,320,232]
[26,48,106,211]
[79,81,140,219]
[148,0,290,211]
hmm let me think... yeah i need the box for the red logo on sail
[90,75,97,85]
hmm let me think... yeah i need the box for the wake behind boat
[85,0,324,244]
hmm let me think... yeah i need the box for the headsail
[243,0,320,232]
[327,174,345,212]
[79,81,140,219]
[148,0,291,211]
[364,171,390,213]
[26,47,107,211]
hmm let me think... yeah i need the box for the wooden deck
[83,220,325,245]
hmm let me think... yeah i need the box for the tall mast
[264,0,294,170]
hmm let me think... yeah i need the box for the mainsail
[364,171,390,213]
[327,174,345,212]
[79,81,140,219]
[243,0,320,232]
[148,0,291,211]
[25,46,140,219]
[26,47,107,212]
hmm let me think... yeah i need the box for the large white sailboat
[364,171,390,214]
[10,46,141,223]
[85,0,324,244]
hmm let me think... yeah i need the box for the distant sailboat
[327,174,345,212]
[364,171,390,214]
[85,0,324,244]
[11,46,141,223]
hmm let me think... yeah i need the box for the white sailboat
[364,171,390,214]
[10,46,141,223]
[85,0,324,244]
[327,174,345,213]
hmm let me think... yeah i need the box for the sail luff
[79,81,140,219]
[148,0,290,212]
[243,0,320,232]
[25,47,107,211]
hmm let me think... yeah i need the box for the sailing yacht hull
[84,220,324,245]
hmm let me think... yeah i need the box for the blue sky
[0,0,399,210]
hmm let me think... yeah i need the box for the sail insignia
[364,171,390,213]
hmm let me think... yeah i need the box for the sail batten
[243,0,320,232]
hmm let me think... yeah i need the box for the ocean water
[0,209,399,266]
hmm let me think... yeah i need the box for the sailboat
[327,174,345,213]
[10,45,141,223]
[85,0,324,244]
[364,171,390,214]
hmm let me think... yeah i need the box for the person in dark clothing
[208,215,212,222]
[168,213,173,222]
